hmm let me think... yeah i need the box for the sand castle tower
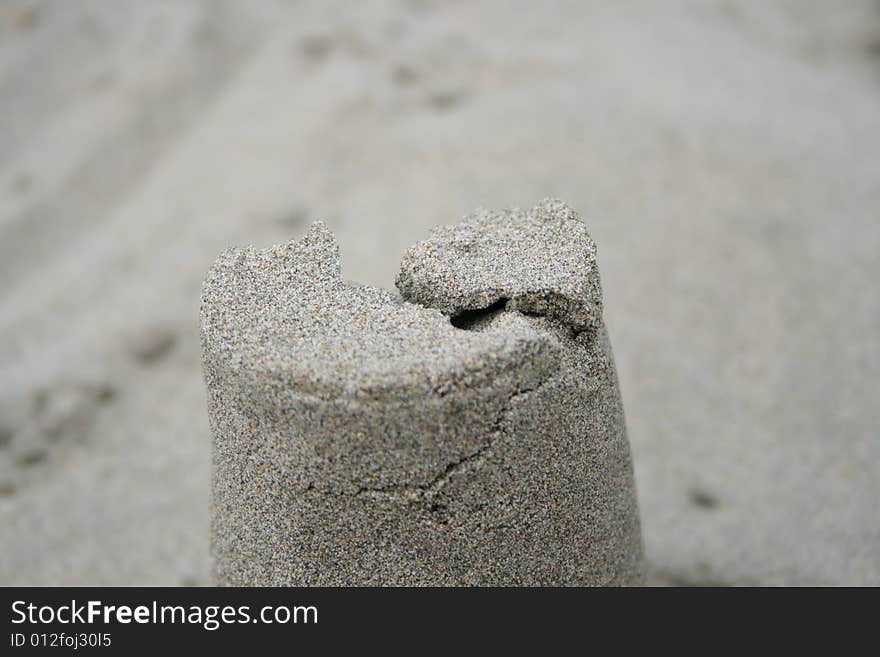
[201,199,643,585]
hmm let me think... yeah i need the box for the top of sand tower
[200,200,604,403]
[199,221,561,403]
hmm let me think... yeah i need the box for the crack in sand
[351,374,551,505]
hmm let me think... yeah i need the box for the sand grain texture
[1,0,878,585]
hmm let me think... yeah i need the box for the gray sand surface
[1,0,878,585]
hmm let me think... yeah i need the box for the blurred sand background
[0,0,878,585]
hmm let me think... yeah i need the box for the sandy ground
[0,0,878,585]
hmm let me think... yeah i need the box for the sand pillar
[201,199,643,585]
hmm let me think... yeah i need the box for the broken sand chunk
[396,198,603,331]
